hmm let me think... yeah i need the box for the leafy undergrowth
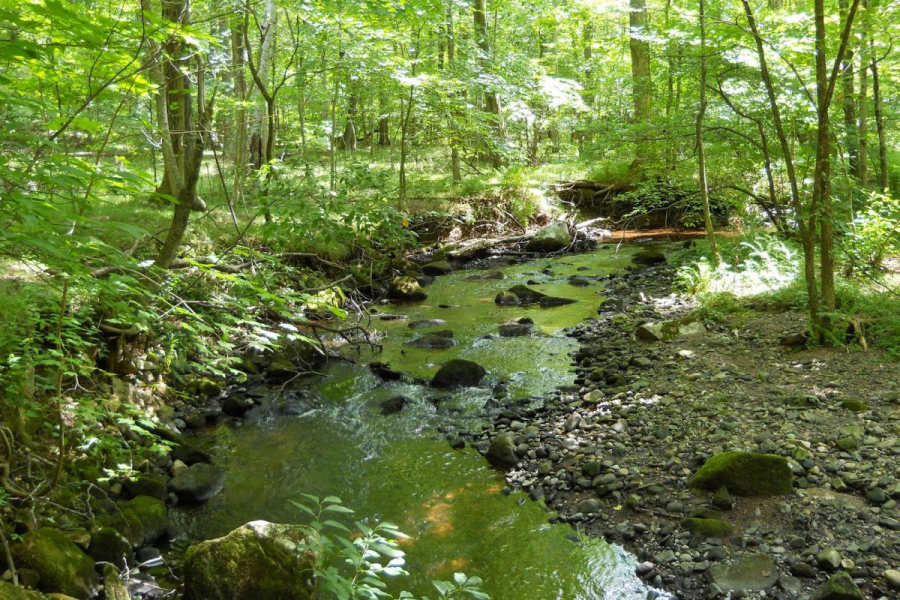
[675,232,900,356]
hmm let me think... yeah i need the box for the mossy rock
[840,399,867,412]
[11,528,97,599]
[689,507,725,520]
[103,495,168,547]
[507,285,546,304]
[683,517,733,538]
[632,249,667,266]
[487,433,519,467]
[709,554,778,593]
[430,359,486,388]
[495,290,519,306]
[389,276,427,301]
[810,571,864,600]
[183,521,318,600]
[526,222,571,253]
[88,527,133,570]
[0,581,45,599]
[422,260,453,276]
[688,451,793,496]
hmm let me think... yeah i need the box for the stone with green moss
[0,581,45,599]
[89,527,133,569]
[495,290,519,305]
[688,451,793,496]
[840,399,867,412]
[183,520,318,600]
[389,276,427,301]
[526,222,571,253]
[11,528,97,599]
[683,517,733,538]
[810,571,864,600]
[712,485,734,510]
[103,495,168,547]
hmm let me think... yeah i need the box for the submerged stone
[688,451,793,496]
[632,249,667,266]
[507,285,547,304]
[169,463,226,504]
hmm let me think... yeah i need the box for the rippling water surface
[173,247,666,599]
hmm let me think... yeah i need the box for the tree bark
[857,1,869,185]
[839,0,858,175]
[871,52,888,191]
[474,0,501,168]
[742,0,818,331]
[696,0,719,265]
[629,0,653,171]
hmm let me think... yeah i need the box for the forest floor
[462,252,900,599]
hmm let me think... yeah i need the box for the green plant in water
[293,494,489,600]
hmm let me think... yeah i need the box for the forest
[0,0,899,598]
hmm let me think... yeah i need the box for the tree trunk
[629,0,653,171]
[447,1,461,183]
[474,0,501,168]
[231,15,249,203]
[696,0,719,265]
[742,0,818,332]
[857,2,869,185]
[252,0,277,170]
[839,0,857,175]
[871,53,888,191]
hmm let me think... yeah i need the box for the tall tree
[695,0,719,265]
[629,0,653,170]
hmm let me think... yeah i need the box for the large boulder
[431,359,486,388]
[379,396,412,415]
[689,452,793,496]
[388,276,427,301]
[11,528,97,599]
[122,473,168,501]
[169,463,226,504]
[526,222,571,253]
[708,554,778,593]
[495,290,520,306]
[104,495,168,547]
[487,433,519,467]
[183,521,319,600]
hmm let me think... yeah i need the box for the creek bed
[172,247,668,599]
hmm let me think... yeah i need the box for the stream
[172,246,668,599]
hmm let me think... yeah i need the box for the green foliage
[841,191,900,275]
[293,495,489,600]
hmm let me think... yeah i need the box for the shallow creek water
[173,247,667,599]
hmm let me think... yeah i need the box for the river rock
[467,270,506,281]
[683,517,733,538]
[526,222,571,253]
[810,571,864,599]
[708,554,778,593]
[102,564,130,600]
[183,520,319,600]
[104,495,168,547]
[169,463,226,504]
[89,526,134,570]
[405,331,457,349]
[487,433,519,467]
[817,547,842,571]
[223,395,255,417]
[389,276,427,301]
[568,275,591,287]
[499,318,533,337]
[11,528,97,599]
[636,318,706,342]
[632,249,666,266]
[379,395,412,415]
[408,319,446,329]
[507,285,546,304]
[884,569,900,590]
[122,472,168,501]
[431,359,486,388]
[688,451,793,496]
[0,582,44,599]
[422,261,453,276]
[495,290,520,305]
[539,296,577,307]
